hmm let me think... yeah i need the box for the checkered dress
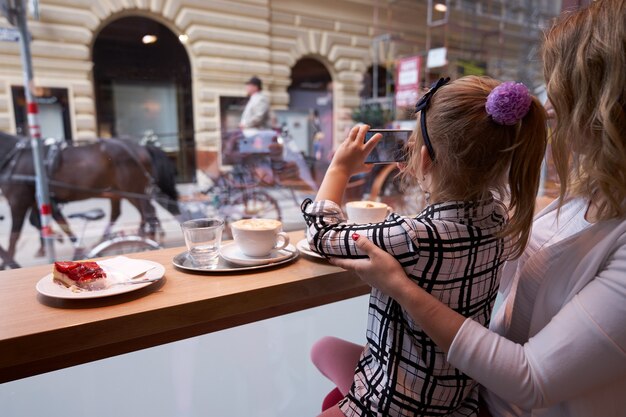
[302,196,509,417]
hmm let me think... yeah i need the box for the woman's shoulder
[537,196,626,237]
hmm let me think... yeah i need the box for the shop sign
[427,47,447,69]
[395,56,421,108]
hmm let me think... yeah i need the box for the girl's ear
[420,145,433,175]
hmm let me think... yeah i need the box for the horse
[28,138,181,256]
[0,215,20,268]
[0,132,179,268]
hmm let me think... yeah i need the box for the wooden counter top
[0,231,369,383]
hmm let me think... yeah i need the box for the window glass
[0,1,563,269]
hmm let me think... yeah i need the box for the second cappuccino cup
[346,200,390,224]
[231,218,290,257]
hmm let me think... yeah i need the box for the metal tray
[172,250,299,273]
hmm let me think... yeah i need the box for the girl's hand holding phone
[329,125,382,177]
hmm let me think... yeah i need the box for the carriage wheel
[87,236,161,258]
[378,170,425,217]
[221,190,282,238]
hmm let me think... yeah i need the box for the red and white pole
[16,0,55,262]
[26,101,54,236]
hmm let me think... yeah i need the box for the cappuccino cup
[346,200,390,224]
[230,218,290,257]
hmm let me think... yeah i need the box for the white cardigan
[447,198,626,417]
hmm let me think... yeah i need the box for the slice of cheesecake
[53,261,108,290]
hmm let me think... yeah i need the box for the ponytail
[506,97,548,259]
[402,75,548,260]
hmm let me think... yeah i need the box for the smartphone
[364,129,412,164]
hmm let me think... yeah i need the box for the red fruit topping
[54,261,106,282]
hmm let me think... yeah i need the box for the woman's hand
[330,234,466,353]
[329,233,412,300]
[328,125,381,178]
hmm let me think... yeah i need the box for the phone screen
[364,129,412,164]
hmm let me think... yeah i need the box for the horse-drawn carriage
[213,128,424,227]
[0,132,179,269]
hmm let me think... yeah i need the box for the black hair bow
[415,77,451,161]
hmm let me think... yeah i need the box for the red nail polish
[352,233,360,241]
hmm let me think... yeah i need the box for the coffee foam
[232,218,282,230]
[347,201,387,209]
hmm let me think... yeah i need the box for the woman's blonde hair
[404,76,547,259]
[543,0,626,219]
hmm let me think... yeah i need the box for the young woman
[328,1,626,416]
[302,75,547,416]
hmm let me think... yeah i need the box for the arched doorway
[92,16,195,182]
[280,57,333,162]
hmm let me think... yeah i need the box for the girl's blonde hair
[404,76,547,259]
[543,0,626,220]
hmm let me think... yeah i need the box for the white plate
[35,260,165,300]
[219,242,297,266]
[296,239,324,259]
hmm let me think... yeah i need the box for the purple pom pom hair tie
[485,81,532,126]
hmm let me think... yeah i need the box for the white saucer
[219,242,297,266]
[296,239,324,259]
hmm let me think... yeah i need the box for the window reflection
[0,1,563,268]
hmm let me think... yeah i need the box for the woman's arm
[331,235,626,409]
[329,234,466,351]
[448,238,626,409]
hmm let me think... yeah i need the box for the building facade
[0,0,559,181]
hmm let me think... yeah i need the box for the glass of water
[181,218,224,269]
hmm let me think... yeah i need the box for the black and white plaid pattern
[302,196,508,417]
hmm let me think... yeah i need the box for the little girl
[302,76,547,417]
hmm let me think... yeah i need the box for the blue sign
[0,26,20,42]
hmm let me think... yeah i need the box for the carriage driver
[239,76,271,130]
